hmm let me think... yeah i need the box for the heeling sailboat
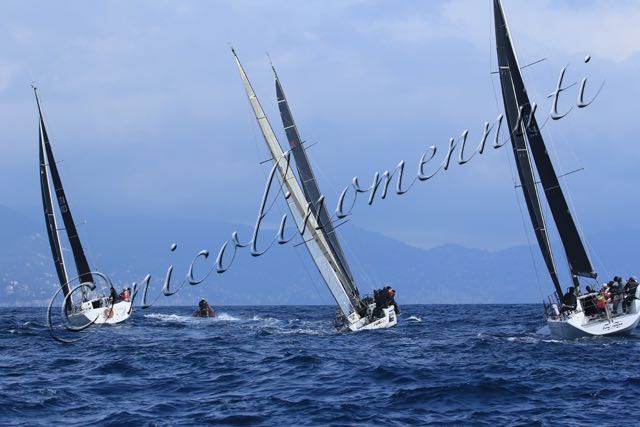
[231,49,398,331]
[35,86,132,325]
[493,0,639,339]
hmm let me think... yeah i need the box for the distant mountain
[0,204,637,307]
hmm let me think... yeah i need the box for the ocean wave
[4,304,640,425]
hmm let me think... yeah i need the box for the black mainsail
[39,119,72,310]
[273,66,360,304]
[494,0,596,300]
[35,88,94,299]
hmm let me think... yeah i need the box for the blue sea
[1,304,639,426]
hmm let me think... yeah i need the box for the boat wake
[476,331,562,345]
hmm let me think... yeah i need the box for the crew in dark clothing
[198,298,209,316]
[623,277,639,314]
[614,276,627,288]
[109,286,118,304]
[609,280,623,315]
[583,286,598,316]
[387,288,400,315]
[372,288,389,319]
[562,287,577,312]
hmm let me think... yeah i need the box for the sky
[1,0,639,252]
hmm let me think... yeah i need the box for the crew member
[388,288,400,315]
[583,286,598,316]
[562,287,577,312]
[198,298,208,315]
[372,289,388,318]
[623,277,639,314]
[609,279,623,315]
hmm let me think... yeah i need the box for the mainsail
[39,117,72,309]
[35,88,94,299]
[231,49,359,319]
[494,0,596,299]
[272,66,360,303]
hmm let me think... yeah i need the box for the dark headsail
[35,88,94,289]
[273,67,361,303]
[494,0,596,299]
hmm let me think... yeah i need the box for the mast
[39,107,73,311]
[493,0,564,301]
[34,88,94,293]
[493,0,596,289]
[231,48,358,319]
[272,65,361,304]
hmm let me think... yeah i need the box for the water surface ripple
[1,305,638,426]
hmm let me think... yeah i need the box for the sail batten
[231,50,357,318]
[272,68,361,305]
[494,0,596,294]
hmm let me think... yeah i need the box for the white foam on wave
[507,336,539,344]
[215,313,241,321]
[251,314,281,323]
[278,328,326,336]
[144,313,192,322]
[407,315,422,322]
[145,312,243,322]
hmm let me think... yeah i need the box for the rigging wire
[311,156,376,292]
[536,58,609,283]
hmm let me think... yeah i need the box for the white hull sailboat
[547,305,640,340]
[493,0,639,339]
[67,299,133,327]
[35,87,131,326]
[232,50,398,332]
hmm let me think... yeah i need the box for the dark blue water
[1,305,639,426]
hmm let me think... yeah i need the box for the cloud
[362,0,640,63]
[1,0,639,251]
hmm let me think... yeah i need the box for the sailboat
[231,49,398,331]
[493,0,639,339]
[35,86,132,325]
